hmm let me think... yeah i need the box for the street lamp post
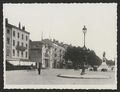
[83,25,87,48]
[81,25,87,75]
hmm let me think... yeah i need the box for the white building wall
[52,43,65,68]
[41,45,45,68]
[49,47,54,68]
[41,41,65,68]
[11,27,29,60]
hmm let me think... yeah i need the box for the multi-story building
[5,18,30,65]
[41,39,53,68]
[29,39,52,68]
[52,43,65,68]
[29,40,42,67]
[29,39,66,69]
[42,39,66,68]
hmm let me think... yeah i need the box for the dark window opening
[22,42,23,46]
[17,41,19,46]
[54,54,57,57]
[18,32,20,38]
[26,52,27,58]
[21,51,23,57]
[17,50,19,57]
[13,40,15,46]
[26,44,27,48]
[13,49,15,56]
[22,34,24,40]
[13,31,15,37]
[26,36,28,41]
[6,49,10,56]
[7,29,10,34]
[7,38,10,44]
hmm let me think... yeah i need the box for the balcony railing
[45,53,49,57]
[16,45,27,51]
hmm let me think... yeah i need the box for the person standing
[38,62,42,75]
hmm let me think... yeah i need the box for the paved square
[5,69,116,85]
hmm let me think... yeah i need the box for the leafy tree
[106,59,115,66]
[64,46,102,69]
[64,46,81,68]
[87,50,102,67]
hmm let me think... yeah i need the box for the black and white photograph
[3,3,117,89]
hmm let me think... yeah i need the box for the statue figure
[98,51,108,72]
[103,51,106,58]
[103,52,106,62]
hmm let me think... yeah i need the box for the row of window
[13,49,28,58]
[7,38,28,48]
[12,30,28,41]
[13,40,28,48]
[7,29,28,41]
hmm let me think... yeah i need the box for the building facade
[29,39,66,69]
[52,43,65,68]
[41,40,53,68]
[5,18,30,63]
[29,39,52,68]
[42,39,65,68]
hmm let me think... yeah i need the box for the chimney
[19,22,21,29]
[22,26,25,30]
[5,18,8,24]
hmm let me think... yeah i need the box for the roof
[41,39,53,47]
[6,23,30,34]
[30,41,43,44]
[30,41,43,49]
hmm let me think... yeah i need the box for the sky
[3,3,117,60]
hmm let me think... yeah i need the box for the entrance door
[45,59,49,68]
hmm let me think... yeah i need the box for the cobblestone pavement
[5,69,116,85]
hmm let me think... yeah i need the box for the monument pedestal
[98,62,109,71]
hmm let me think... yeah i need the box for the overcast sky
[3,3,117,60]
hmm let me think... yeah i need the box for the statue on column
[98,51,108,72]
